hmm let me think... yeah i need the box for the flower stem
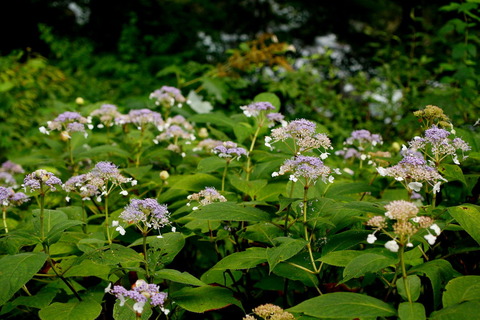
[143,232,151,281]
[221,160,230,192]
[245,125,262,181]
[399,243,413,303]
[303,185,318,273]
[105,195,112,244]
[2,207,8,233]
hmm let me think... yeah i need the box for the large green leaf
[239,222,284,245]
[169,173,221,191]
[342,252,397,283]
[63,260,111,280]
[397,275,422,302]
[149,232,185,265]
[267,237,307,272]
[171,286,242,313]
[253,92,281,111]
[448,205,480,245]
[228,175,268,199]
[75,145,130,160]
[210,247,267,270]
[45,220,84,246]
[189,112,235,127]
[187,202,270,221]
[288,292,396,318]
[410,259,458,308]
[430,301,480,320]
[398,302,426,320]
[122,165,153,180]
[154,269,206,286]
[0,252,48,305]
[438,164,467,185]
[318,250,364,267]
[322,230,371,254]
[112,299,152,320]
[442,276,480,307]
[39,298,102,320]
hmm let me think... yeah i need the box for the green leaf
[267,237,307,272]
[8,286,57,310]
[154,269,206,286]
[187,202,270,221]
[239,222,284,245]
[32,209,68,237]
[169,173,221,191]
[410,259,458,308]
[86,244,144,265]
[288,292,396,318]
[438,164,467,185]
[253,92,281,111]
[228,176,268,199]
[122,165,153,180]
[210,247,267,270]
[196,156,228,173]
[202,78,227,103]
[272,254,319,287]
[397,275,422,302]
[63,260,111,280]
[448,205,480,245]
[325,182,376,198]
[233,123,252,144]
[45,220,84,246]
[322,230,371,254]
[319,250,364,267]
[149,232,185,265]
[189,113,234,127]
[398,302,426,320]
[442,276,480,307]
[171,285,243,313]
[342,253,397,283]
[75,145,130,160]
[430,301,480,320]
[39,298,102,320]
[0,252,48,305]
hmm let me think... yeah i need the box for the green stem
[105,195,112,244]
[2,207,8,233]
[399,243,412,303]
[245,124,262,181]
[143,232,151,281]
[81,201,87,234]
[283,183,296,236]
[221,160,230,192]
[40,192,45,242]
[303,184,318,273]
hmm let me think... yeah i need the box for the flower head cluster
[89,104,121,128]
[193,139,224,152]
[187,187,227,210]
[272,155,333,184]
[413,105,451,129]
[377,155,446,194]
[0,172,17,187]
[149,86,186,107]
[116,109,164,130]
[23,170,62,192]
[243,303,295,320]
[106,280,168,315]
[154,115,196,151]
[213,141,248,160]
[86,161,135,199]
[241,101,275,118]
[0,186,29,207]
[266,119,332,156]
[0,161,24,188]
[1,161,24,174]
[345,130,383,148]
[366,200,441,252]
[117,198,170,235]
[408,125,471,165]
[41,111,90,139]
[63,174,100,201]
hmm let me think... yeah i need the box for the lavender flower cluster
[187,187,227,210]
[366,200,441,252]
[89,104,121,128]
[23,169,63,192]
[40,111,90,139]
[106,279,168,315]
[0,186,29,207]
[0,161,24,188]
[272,155,333,184]
[149,86,186,107]
[213,141,248,160]
[118,198,170,232]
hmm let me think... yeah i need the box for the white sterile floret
[430,223,441,236]
[424,233,437,245]
[385,240,399,252]
[367,234,377,244]
[119,190,128,196]
[271,172,279,177]
[408,182,423,192]
[376,167,387,176]
[39,126,50,135]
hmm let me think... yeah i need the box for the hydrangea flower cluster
[241,101,275,117]
[0,161,23,188]
[265,119,332,156]
[376,155,446,194]
[116,109,164,130]
[336,129,384,164]
[40,111,90,139]
[272,155,333,184]
[153,115,196,155]
[87,161,135,199]
[413,105,452,130]
[0,186,29,207]
[115,198,170,236]
[213,141,248,160]
[89,104,121,128]
[193,139,223,152]
[149,86,186,107]
[106,279,168,315]
[1,161,24,174]
[243,303,295,320]
[408,125,471,165]
[63,174,100,202]
[187,187,227,210]
[23,169,63,192]
[366,200,441,252]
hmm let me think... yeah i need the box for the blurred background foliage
[1,0,480,156]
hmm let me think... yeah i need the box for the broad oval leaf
[154,269,206,286]
[39,299,102,320]
[448,205,480,246]
[171,285,242,313]
[288,292,396,318]
[187,202,270,221]
[442,275,480,308]
[398,302,426,320]
[342,252,398,283]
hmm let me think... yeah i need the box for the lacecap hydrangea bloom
[149,86,186,107]
[0,186,29,207]
[243,303,295,320]
[187,187,227,210]
[86,161,136,200]
[106,279,168,315]
[23,169,63,192]
[1,161,24,174]
[366,200,441,252]
[40,111,90,139]
[116,109,164,130]
[213,141,248,160]
[265,119,332,156]
[272,155,334,184]
[114,198,170,236]
[62,174,100,202]
[89,104,121,128]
